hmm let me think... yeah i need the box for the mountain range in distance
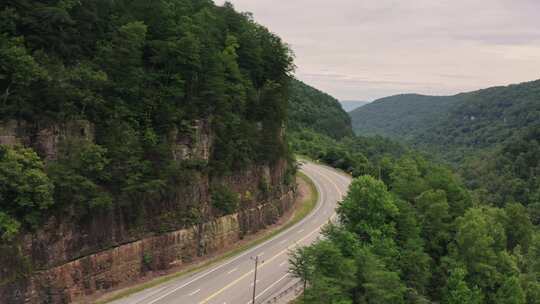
[339,100,371,112]
[349,79,540,162]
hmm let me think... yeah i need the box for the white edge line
[188,289,201,296]
[254,273,290,301]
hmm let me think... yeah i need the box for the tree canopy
[350,80,540,163]
[290,151,540,304]
[0,0,293,238]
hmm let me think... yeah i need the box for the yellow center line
[198,168,348,304]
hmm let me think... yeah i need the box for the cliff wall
[0,119,295,304]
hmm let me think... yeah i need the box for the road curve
[110,162,351,304]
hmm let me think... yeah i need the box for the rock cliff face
[0,119,295,304]
[0,120,95,161]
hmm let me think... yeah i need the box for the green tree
[393,199,432,294]
[527,233,540,279]
[390,156,428,201]
[504,203,533,251]
[0,211,20,241]
[99,21,148,98]
[442,267,483,304]
[303,240,356,304]
[48,140,113,211]
[338,175,398,242]
[495,276,526,304]
[0,145,54,237]
[524,280,540,304]
[0,34,46,117]
[289,246,314,289]
[356,247,406,304]
[425,164,471,217]
[453,208,507,291]
[211,185,239,215]
[416,189,451,258]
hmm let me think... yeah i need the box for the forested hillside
[290,79,540,304]
[461,125,540,222]
[423,80,540,161]
[0,1,296,301]
[0,0,292,241]
[350,94,461,139]
[288,79,353,139]
[287,79,403,179]
[350,80,540,162]
[291,152,540,304]
[2,1,539,304]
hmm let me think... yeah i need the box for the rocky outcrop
[0,191,294,304]
[0,120,24,146]
[0,120,94,160]
[170,119,212,162]
[0,119,294,304]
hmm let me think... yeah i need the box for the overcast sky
[216,0,540,101]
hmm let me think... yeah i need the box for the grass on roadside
[96,172,319,304]
[292,172,318,224]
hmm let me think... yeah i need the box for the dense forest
[288,79,354,139]
[291,151,540,304]
[350,94,461,141]
[461,125,540,224]
[291,129,406,178]
[350,80,540,162]
[0,0,293,241]
[287,78,394,177]
[290,82,540,303]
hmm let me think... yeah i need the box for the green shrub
[258,177,271,200]
[211,185,239,215]
[0,145,54,239]
[48,140,113,211]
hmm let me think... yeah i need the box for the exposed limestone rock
[0,120,28,146]
[0,192,294,304]
[35,120,95,160]
[0,119,94,160]
[0,118,294,304]
[170,119,212,162]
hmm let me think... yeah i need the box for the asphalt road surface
[110,162,351,304]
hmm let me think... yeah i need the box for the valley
[1,1,539,304]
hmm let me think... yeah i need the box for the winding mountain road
[110,162,351,304]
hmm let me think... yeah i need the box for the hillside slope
[461,125,540,216]
[288,79,354,139]
[350,94,462,139]
[0,1,295,302]
[291,84,540,304]
[424,80,540,160]
[351,80,540,161]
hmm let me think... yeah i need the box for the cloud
[216,0,540,100]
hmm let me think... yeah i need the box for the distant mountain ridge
[350,93,462,139]
[350,80,540,161]
[340,100,370,112]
